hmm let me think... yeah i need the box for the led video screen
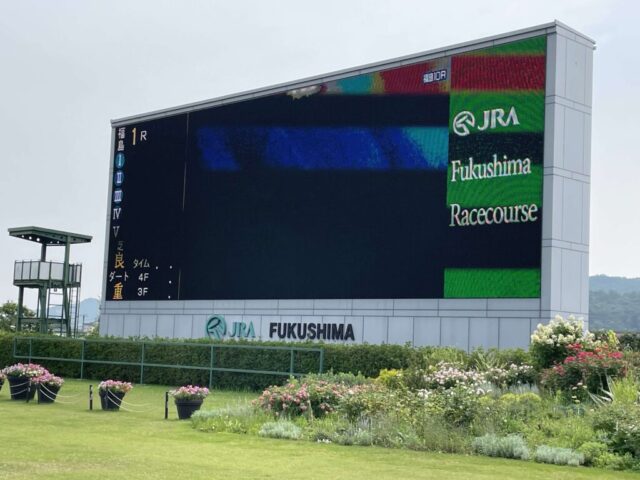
[106,36,546,301]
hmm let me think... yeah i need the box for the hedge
[0,333,424,390]
[0,333,530,390]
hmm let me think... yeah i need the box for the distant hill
[48,297,100,327]
[78,298,100,324]
[590,274,640,294]
[589,275,640,332]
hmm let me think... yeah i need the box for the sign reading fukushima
[106,36,546,302]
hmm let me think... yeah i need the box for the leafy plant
[259,420,303,440]
[411,414,471,454]
[472,434,530,460]
[484,364,536,388]
[591,403,640,458]
[422,384,487,427]
[590,375,640,406]
[336,384,387,422]
[376,369,405,390]
[303,371,371,386]
[534,445,585,466]
[191,404,267,434]
[575,440,634,469]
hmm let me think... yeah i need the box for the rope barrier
[7,380,31,389]
[37,384,82,405]
[5,381,168,417]
[38,384,82,399]
[105,390,155,413]
[111,395,152,408]
[8,387,32,397]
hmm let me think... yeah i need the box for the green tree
[0,301,35,332]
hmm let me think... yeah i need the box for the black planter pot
[99,390,125,411]
[8,376,36,401]
[175,399,203,420]
[37,384,61,404]
[0,379,3,393]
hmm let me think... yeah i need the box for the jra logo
[452,107,520,136]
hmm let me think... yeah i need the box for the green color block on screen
[449,91,545,134]
[446,164,543,207]
[444,268,540,298]
[465,36,546,56]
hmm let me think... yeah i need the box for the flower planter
[175,399,203,420]
[99,390,126,411]
[8,376,36,401]
[37,384,61,404]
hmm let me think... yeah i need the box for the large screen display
[106,36,546,301]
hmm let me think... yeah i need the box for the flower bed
[200,317,640,472]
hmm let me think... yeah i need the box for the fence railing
[12,336,324,387]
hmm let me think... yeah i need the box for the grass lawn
[0,379,638,480]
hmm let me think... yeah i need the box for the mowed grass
[0,379,637,480]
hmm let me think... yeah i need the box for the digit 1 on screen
[131,127,148,146]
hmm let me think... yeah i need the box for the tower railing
[13,260,82,286]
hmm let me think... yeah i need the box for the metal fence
[12,336,325,387]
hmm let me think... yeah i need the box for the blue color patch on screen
[197,127,448,171]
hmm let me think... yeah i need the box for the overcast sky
[0,0,638,303]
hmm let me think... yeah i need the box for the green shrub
[520,400,594,449]
[304,415,351,443]
[376,369,405,390]
[614,332,640,352]
[416,364,491,428]
[259,420,303,440]
[592,452,635,470]
[333,427,374,446]
[368,414,422,450]
[412,414,471,454]
[606,375,640,405]
[534,445,585,466]
[577,441,609,466]
[591,403,640,458]
[498,392,542,413]
[484,364,536,389]
[424,384,487,427]
[191,404,267,434]
[472,434,530,460]
[303,371,371,386]
[337,384,388,422]
[468,348,531,371]
[422,347,469,368]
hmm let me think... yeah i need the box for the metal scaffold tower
[9,227,92,336]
